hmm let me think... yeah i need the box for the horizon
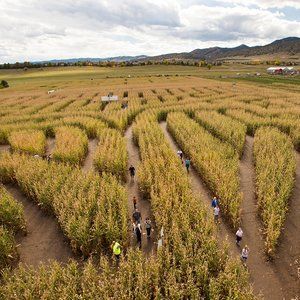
[1,0,300,64]
[22,36,300,64]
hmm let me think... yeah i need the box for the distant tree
[274,60,281,66]
[207,64,212,70]
[0,80,9,88]
[199,60,207,67]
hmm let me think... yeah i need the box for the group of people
[113,158,250,266]
[111,211,152,264]
[211,196,220,224]
[132,206,152,249]
[177,150,190,172]
[129,165,153,249]
[235,227,249,265]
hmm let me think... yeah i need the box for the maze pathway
[125,126,156,256]
[5,184,75,267]
[240,136,283,299]
[82,139,98,172]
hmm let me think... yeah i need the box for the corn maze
[0,72,299,299]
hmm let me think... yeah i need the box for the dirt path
[124,126,156,256]
[159,122,239,256]
[240,136,284,299]
[46,138,55,156]
[5,184,75,267]
[82,139,98,172]
[272,151,300,299]
[0,145,10,152]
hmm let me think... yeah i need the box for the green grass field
[0,64,299,93]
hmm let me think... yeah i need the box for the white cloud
[219,0,300,9]
[176,5,300,42]
[0,0,299,63]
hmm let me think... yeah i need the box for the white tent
[101,95,118,102]
[267,66,294,74]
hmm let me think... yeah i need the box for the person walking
[134,222,142,249]
[177,150,183,162]
[145,217,152,238]
[211,196,219,208]
[129,165,136,181]
[133,196,137,209]
[236,227,243,246]
[241,245,249,265]
[185,158,191,173]
[46,154,52,163]
[213,205,220,224]
[111,241,121,264]
[157,226,164,250]
[132,208,142,224]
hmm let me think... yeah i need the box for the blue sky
[0,0,299,63]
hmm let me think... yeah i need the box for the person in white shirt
[177,150,183,162]
[236,227,243,246]
[241,245,249,264]
[213,205,220,223]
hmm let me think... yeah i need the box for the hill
[33,55,148,64]
[21,37,300,65]
[144,37,300,62]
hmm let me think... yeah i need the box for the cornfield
[194,110,247,156]
[0,69,299,298]
[94,128,128,181]
[8,129,46,155]
[52,126,88,165]
[0,153,128,255]
[166,112,242,227]
[0,185,25,268]
[253,127,296,256]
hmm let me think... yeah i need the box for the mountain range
[145,37,300,62]
[33,37,300,64]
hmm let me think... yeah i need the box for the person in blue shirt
[211,196,219,208]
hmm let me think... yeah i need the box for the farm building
[267,66,296,75]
